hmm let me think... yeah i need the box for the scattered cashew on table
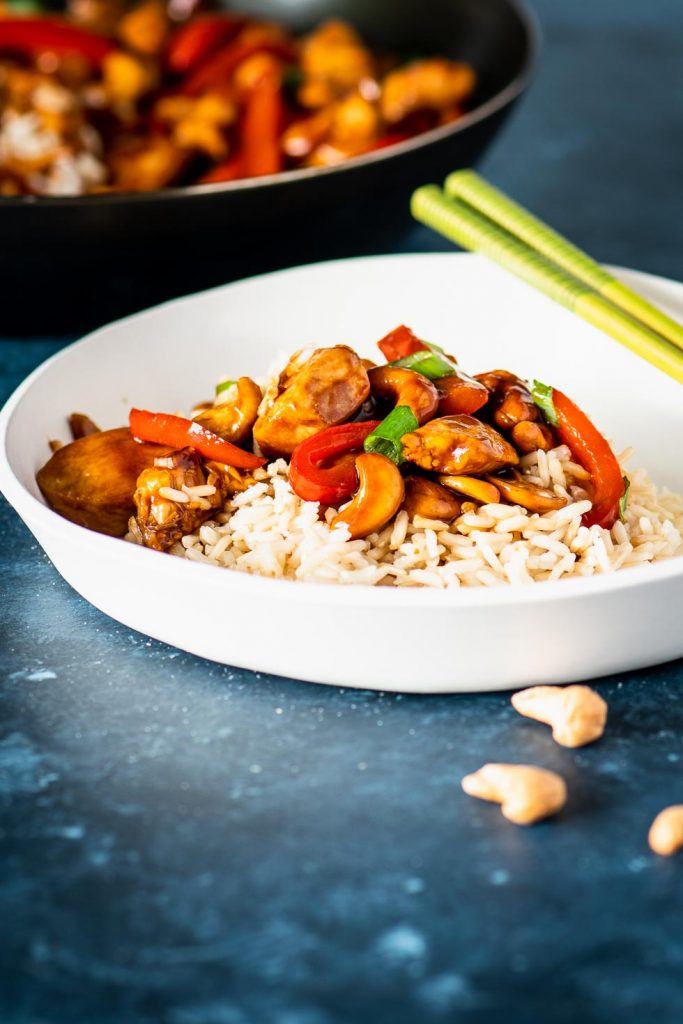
[511,684,608,748]
[461,764,567,825]
[461,684,681,854]
[648,806,683,856]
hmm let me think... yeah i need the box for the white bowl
[1,253,682,693]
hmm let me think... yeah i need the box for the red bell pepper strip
[537,387,625,529]
[241,66,283,176]
[289,421,380,505]
[0,17,114,64]
[182,36,294,95]
[377,325,428,362]
[199,154,244,184]
[166,14,245,75]
[129,409,266,470]
[436,372,488,415]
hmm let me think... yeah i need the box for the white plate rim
[1,252,682,612]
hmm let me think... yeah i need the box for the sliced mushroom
[68,412,101,440]
[402,415,519,476]
[36,426,173,536]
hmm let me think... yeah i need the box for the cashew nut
[488,475,567,513]
[367,365,438,425]
[462,763,567,825]
[648,805,683,856]
[331,452,404,539]
[438,474,500,505]
[511,685,607,748]
[193,377,262,446]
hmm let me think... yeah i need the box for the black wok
[0,0,538,334]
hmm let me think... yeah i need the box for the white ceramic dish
[1,253,682,693]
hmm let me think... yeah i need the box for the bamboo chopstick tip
[410,183,444,216]
[444,168,479,192]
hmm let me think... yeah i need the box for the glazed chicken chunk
[253,345,370,459]
[402,415,519,476]
[133,448,227,551]
[475,370,539,429]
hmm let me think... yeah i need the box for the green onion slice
[619,475,630,521]
[531,380,558,426]
[282,64,304,92]
[364,405,419,465]
[390,349,455,380]
[215,378,237,398]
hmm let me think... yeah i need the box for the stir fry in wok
[37,324,628,555]
[0,5,475,195]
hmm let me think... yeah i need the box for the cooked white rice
[135,444,683,587]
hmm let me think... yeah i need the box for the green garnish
[282,64,304,92]
[619,476,630,521]
[364,405,419,465]
[215,378,237,398]
[531,379,558,426]
[391,349,454,380]
[7,0,44,10]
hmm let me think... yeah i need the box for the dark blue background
[2,2,683,1021]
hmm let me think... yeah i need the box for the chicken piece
[511,420,555,454]
[133,449,227,551]
[117,0,169,57]
[233,52,284,95]
[36,426,173,536]
[102,51,157,112]
[299,20,375,108]
[253,345,370,459]
[329,92,380,148]
[155,92,236,160]
[475,370,539,430]
[380,58,475,124]
[294,89,379,166]
[402,415,519,476]
[282,108,333,159]
[403,475,461,522]
[108,134,187,190]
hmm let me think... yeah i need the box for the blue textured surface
[2,1,683,1021]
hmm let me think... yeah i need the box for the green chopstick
[444,170,683,355]
[411,184,683,384]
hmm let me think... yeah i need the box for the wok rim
[0,0,540,210]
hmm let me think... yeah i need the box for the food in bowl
[36,323,683,587]
[0,5,476,195]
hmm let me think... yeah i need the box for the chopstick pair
[411,171,683,384]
